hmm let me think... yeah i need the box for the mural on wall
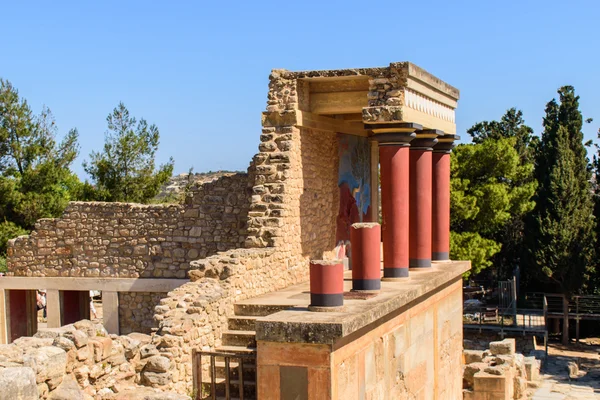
[336,134,371,248]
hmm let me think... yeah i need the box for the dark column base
[352,279,381,291]
[310,293,344,307]
[432,252,449,261]
[383,268,409,278]
[409,259,432,268]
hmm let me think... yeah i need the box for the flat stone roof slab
[254,261,469,346]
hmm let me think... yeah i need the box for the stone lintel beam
[263,110,367,136]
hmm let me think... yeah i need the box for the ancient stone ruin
[1,62,476,399]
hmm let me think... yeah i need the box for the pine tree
[83,103,174,203]
[524,86,596,296]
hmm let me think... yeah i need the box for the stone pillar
[103,291,120,335]
[409,130,441,268]
[350,223,381,291]
[369,123,420,279]
[46,289,61,328]
[432,134,459,261]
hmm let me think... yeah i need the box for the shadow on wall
[299,128,340,259]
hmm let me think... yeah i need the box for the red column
[409,130,441,268]
[369,124,419,279]
[350,222,381,291]
[432,135,458,261]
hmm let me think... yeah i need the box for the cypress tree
[525,86,596,296]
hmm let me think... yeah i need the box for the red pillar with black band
[409,129,442,269]
[350,222,381,291]
[368,123,421,279]
[309,260,344,309]
[432,134,459,261]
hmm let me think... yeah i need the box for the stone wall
[0,320,188,400]
[7,173,250,278]
[118,292,165,335]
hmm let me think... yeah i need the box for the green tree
[0,79,81,228]
[84,103,174,203]
[468,108,539,164]
[0,79,81,269]
[464,109,539,279]
[524,86,596,296]
[451,137,537,277]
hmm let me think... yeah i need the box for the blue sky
[3,1,599,177]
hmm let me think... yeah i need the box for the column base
[310,293,343,308]
[308,305,346,313]
[432,252,449,261]
[383,268,409,279]
[409,259,432,268]
[352,279,381,291]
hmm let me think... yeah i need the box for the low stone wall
[0,320,189,400]
[118,292,166,335]
[463,338,542,400]
[7,173,250,278]
[151,244,322,393]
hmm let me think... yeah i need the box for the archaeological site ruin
[0,62,478,399]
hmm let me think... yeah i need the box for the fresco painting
[336,134,371,247]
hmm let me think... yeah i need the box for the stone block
[489,339,515,356]
[144,355,170,373]
[523,356,540,382]
[474,372,513,396]
[464,362,487,389]
[48,376,85,400]
[23,346,67,384]
[464,349,484,364]
[63,330,89,348]
[0,367,38,400]
[88,337,113,362]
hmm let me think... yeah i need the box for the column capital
[433,134,460,153]
[366,122,421,147]
[411,129,443,150]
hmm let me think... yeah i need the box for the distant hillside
[154,170,242,202]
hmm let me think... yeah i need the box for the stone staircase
[204,303,292,399]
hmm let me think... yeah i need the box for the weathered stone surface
[63,330,89,348]
[463,349,484,364]
[567,361,579,378]
[74,320,97,337]
[140,344,159,359]
[88,337,113,362]
[464,362,487,389]
[23,346,67,384]
[52,337,75,352]
[0,367,38,400]
[141,371,172,386]
[489,338,516,356]
[144,356,170,373]
[48,376,85,400]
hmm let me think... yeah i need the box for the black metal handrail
[192,349,256,400]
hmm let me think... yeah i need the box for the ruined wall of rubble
[0,320,187,400]
[6,173,250,278]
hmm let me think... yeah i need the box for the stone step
[228,315,259,331]
[222,330,257,347]
[233,303,291,317]
[215,345,257,355]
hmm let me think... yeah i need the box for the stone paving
[532,349,600,400]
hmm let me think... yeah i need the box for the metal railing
[192,349,256,400]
